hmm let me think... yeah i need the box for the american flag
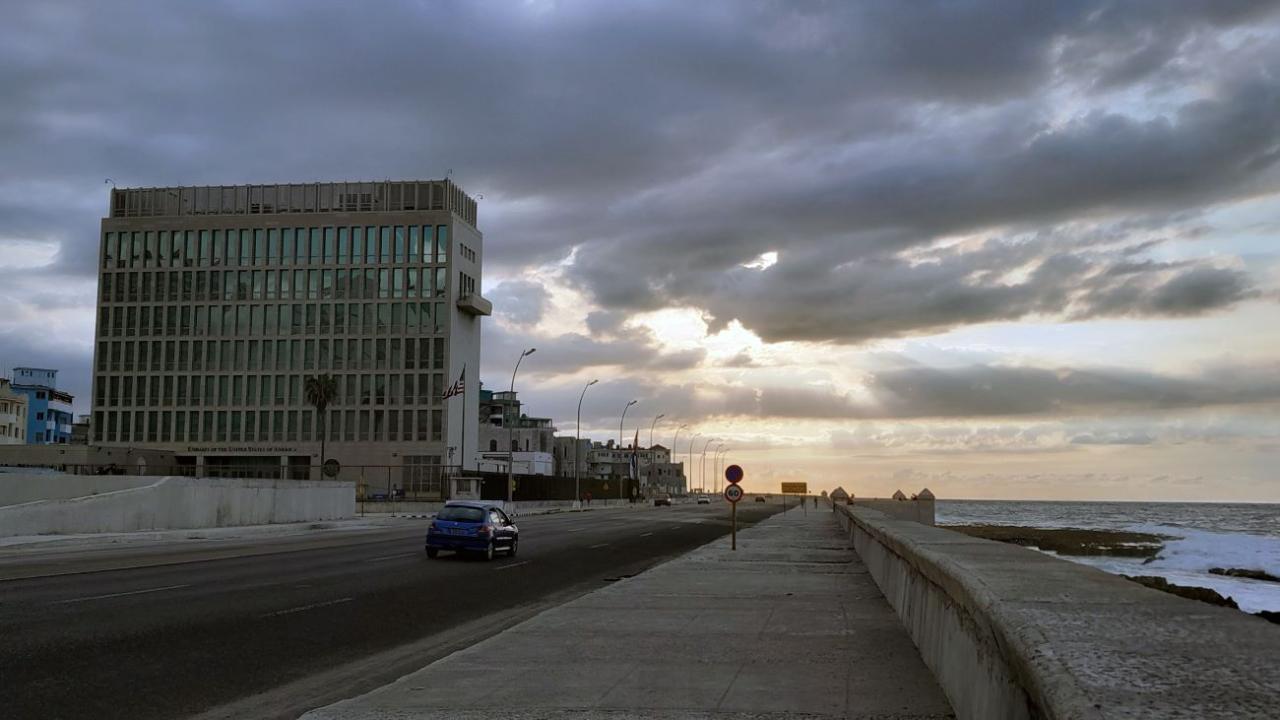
[442,367,465,400]
[629,429,639,480]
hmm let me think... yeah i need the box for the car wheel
[426,548,438,558]
[484,541,495,561]
[508,538,518,557]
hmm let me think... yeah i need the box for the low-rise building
[475,450,555,475]
[476,387,556,474]
[10,368,74,445]
[582,440,686,494]
[0,379,29,444]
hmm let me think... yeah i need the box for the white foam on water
[1059,524,1280,613]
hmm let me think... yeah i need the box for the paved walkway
[302,505,953,719]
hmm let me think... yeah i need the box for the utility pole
[507,348,535,504]
[671,424,688,494]
[700,437,716,493]
[619,400,637,501]
[575,379,597,508]
[647,413,664,495]
[687,433,701,492]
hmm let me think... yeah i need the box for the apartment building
[0,378,28,444]
[91,180,490,494]
[9,368,73,444]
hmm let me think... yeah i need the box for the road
[0,501,784,720]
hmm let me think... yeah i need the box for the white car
[696,495,711,504]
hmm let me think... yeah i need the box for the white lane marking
[494,560,530,571]
[589,543,610,549]
[55,583,191,605]
[567,528,586,533]
[640,532,653,537]
[259,597,353,618]
[369,552,418,563]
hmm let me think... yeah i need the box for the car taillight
[476,525,491,536]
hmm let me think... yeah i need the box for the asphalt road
[0,500,785,720]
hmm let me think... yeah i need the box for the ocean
[935,500,1280,613]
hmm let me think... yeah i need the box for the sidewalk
[302,505,954,719]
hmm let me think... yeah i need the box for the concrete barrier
[0,476,354,536]
[848,496,935,525]
[0,473,159,506]
[833,503,1280,720]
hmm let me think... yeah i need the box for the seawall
[833,503,1280,719]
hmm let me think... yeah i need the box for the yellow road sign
[780,482,808,494]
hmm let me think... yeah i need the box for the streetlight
[700,437,717,493]
[646,414,665,494]
[575,379,598,508]
[619,400,637,500]
[713,443,726,491]
[619,400,638,446]
[507,348,535,504]
[671,423,689,494]
[687,432,701,492]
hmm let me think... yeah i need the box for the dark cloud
[864,362,1280,419]
[487,279,550,325]
[2,0,1279,410]
[479,322,705,382]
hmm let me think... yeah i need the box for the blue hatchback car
[425,501,519,561]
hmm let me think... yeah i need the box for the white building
[475,451,555,476]
[0,379,28,444]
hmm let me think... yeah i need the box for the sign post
[724,464,744,550]
[780,481,807,513]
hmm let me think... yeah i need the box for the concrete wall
[848,497,935,525]
[358,498,660,517]
[0,473,159,506]
[0,475,354,536]
[832,504,1280,720]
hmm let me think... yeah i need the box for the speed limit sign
[724,484,744,503]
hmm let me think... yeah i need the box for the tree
[304,374,338,471]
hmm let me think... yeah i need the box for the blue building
[10,367,75,445]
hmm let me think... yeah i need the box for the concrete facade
[0,473,354,537]
[833,503,1280,720]
[90,180,489,497]
[0,379,28,444]
[0,444,176,475]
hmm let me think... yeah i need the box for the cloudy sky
[2,1,1278,500]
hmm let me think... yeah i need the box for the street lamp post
[575,379,598,508]
[700,437,717,494]
[647,413,665,494]
[687,433,701,492]
[714,443,726,491]
[671,423,688,494]
[507,348,536,504]
[619,400,637,500]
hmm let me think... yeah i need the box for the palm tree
[304,374,338,471]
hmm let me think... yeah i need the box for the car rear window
[436,506,486,522]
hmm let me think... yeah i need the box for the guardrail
[832,503,1280,720]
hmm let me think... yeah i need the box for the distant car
[653,494,672,507]
[425,501,518,561]
[754,496,766,503]
[696,496,711,504]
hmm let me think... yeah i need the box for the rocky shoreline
[947,524,1166,559]
[948,524,1279,625]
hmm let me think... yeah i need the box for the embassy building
[90,180,490,496]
